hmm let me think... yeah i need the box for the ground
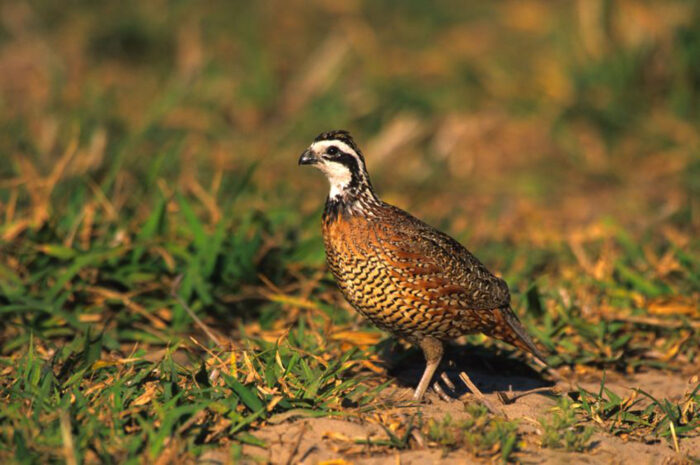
[0,1,699,464]
[240,369,699,465]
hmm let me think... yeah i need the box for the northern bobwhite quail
[299,129,547,401]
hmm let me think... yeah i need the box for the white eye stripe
[311,140,357,157]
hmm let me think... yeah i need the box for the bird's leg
[459,371,501,415]
[413,337,443,401]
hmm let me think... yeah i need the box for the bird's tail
[492,306,549,364]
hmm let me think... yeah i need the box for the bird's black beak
[298,149,317,166]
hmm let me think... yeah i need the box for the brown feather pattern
[323,198,543,359]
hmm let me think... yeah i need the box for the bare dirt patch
[239,360,699,465]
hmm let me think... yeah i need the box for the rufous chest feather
[322,213,375,263]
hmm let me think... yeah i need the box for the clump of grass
[353,413,422,450]
[538,397,594,452]
[0,330,384,463]
[574,375,700,451]
[426,405,520,464]
[426,414,459,449]
[635,384,700,450]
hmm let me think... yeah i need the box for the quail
[299,130,547,401]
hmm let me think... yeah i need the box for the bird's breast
[321,213,457,341]
[322,213,376,282]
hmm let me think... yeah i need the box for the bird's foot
[497,385,560,405]
[425,369,504,416]
[431,380,454,402]
[458,371,504,416]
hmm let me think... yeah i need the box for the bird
[298,129,547,402]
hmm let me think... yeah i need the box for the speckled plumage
[300,129,545,401]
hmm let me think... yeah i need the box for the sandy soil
[230,349,699,465]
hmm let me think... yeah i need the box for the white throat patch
[321,162,352,198]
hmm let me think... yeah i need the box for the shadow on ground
[380,341,554,397]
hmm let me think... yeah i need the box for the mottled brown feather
[323,200,545,361]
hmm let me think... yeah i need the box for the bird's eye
[326,146,339,156]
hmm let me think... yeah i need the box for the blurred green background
[1,0,697,320]
[1,0,698,232]
[0,0,698,462]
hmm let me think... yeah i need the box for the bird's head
[298,130,373,200]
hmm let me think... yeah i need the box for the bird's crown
[314,130,362,155]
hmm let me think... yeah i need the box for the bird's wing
[372,204,511,311]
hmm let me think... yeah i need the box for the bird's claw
[440,372,456,391]
[431,381,453,402]
[458,372,505,416]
